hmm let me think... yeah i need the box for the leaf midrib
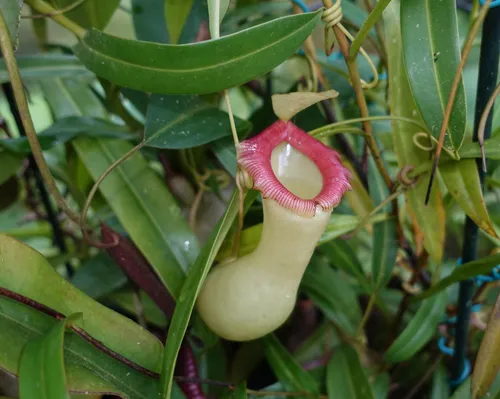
[80,14,318,75]
[0,309,144,398]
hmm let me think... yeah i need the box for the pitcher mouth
[237,120,351,217]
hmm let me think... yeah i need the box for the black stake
[452,5,500,385]
[1,81,74,277]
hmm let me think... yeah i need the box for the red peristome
[237,120,351,217]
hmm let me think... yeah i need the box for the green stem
[0,10,81,225]
[349,0,392,58]
[24,0,86,38]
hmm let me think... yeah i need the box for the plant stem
[349,0,391,59]
[322,0,392,189]
[24,0,86,38]
[452,5,500,386]
[0,10,81,226]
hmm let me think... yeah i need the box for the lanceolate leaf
[262,334,320,398]
[165,0,195,44]
[0,55,92,84]
[327,344,375,399]
[48,0,120,29]
[368,156,397,290]
[415,253,500,300]
[144,94,251,149]
[40,77,200,300]
[0,295,158,399]
[74,11,322,95]
[385,292,447,363]
[301,256,361,336]
[74,137,200,298]
[160,190,258,399]
[0,116,131,154]
[384,1,445,262]
[208,0,230,38]
[472,292,500,398]
[0,234,163,373]
[19,314,81,399]
[431,363,449,399]
[440,160,497,238]
[0,0,22,50]
[401,0,467,151]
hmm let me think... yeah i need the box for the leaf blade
[144,94,251,149]
[401,0,467,151]
[160,190,258,399]
[74,11,322,95]
[327,344,375,399]
[19,314,81,399]
[385,292,447,363]
[384,0,445,262]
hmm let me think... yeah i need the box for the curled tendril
[322,0,379,89]
[397,165,418,188]
[412,132,459,160]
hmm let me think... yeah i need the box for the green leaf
[384,291,447,363]
[74,137,200,298]
[371,372,390,399]
[415,253,500,300]
[0,0,22,50]
[401,0,467,151]
[74,11,322,95]
[262,334,320,398]
[223,381,247,399]
[133,0,207,44]
[165,0,195,44]
[300,256,361,336]
[459,136,500,160]
[19,313,81,399]
[208,0,230,38]
[70,252,127,299]
[0,295,158,399]
[0,149,22,185]
[451,378,471,399]
[0,55,92,84]
[104,288,168,329]
[368,156,397,290]
[144,94,251,149]
[473,292,500,399]
[0,234,163,373]
[384,0,445,263]
[0,116,132,154]
[39,77,200,300]
[319,240,371,291]
[431,363,449,399]
[327,344,375,399]
[48,0,120,29]
[440,160,497,238]
[160,189,258,399]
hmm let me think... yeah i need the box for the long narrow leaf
[19,314,81,399]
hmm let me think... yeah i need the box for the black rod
[452,5,500,384]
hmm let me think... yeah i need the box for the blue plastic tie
[438,336,455,356]
[450,359,471,387]
[291,0,310,12]
[480,0,500,8]
[456,258,500,287]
